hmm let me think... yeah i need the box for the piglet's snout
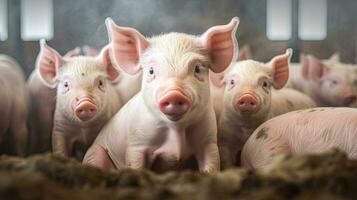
[343,94,357,105]
[158,90,190,121]
[74,97,98,121]
[235,94,259,114]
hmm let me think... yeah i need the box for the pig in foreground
[36,40,122,159]
[288,53,357,107]
[210,49,316,169]
[241,107,357,169]
[0,55,29,156]
[83,17,240,173]
[27,47,82,154]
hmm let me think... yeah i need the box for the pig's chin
[164,114,186,122]
[235,109,266,126]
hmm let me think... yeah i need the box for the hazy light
[298,0,327,40]
[21,0,54,41]
[0,0,7,41]
[266,0,292,41]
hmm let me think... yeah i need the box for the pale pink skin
[0,55,29,156]
[37,40,122,159]
[79,45,143,108]
[27,47,82,153]
[288,53,357,107]
[81,45,143,105]
[210,49,316,169]
[83,17,240,173]
[241,107,357,169]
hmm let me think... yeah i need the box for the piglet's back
[242,107,357,169]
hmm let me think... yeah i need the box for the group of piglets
[0,17,356,173]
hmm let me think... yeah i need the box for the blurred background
[0,0,356,76]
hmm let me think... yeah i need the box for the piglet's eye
[149,67,155,75]
[61,81,70,93]
[262,80,269,88]
[99,80,103,86]
[194,65,201,74]
[230,80,235,85]
[331,80,338,85]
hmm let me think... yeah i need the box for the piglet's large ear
[97,45,120,82]
[106,18,149,75]
[329,52,340,62]
[63,47,81,58]
[82,45,99,57]
[238,44,252,61]
[200,17,239,73]
[300,53,309,79]
[266,48,293,89]
[37,39,64,88]
[209,70,225,88]
[306,55,328,81]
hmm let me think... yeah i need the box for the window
[21,0,54,41]
[266,0,292,40]
[298,0,327,40]
[0,0,7,41]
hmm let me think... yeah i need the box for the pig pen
[0,150,356,200]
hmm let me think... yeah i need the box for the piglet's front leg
[126,146,147,169]
[196,142,220,173]
[52,130,69,157]
[83,144,115,170]
[218,144,234,170]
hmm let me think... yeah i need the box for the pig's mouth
[73,98,99,122]
[158,89,191,122]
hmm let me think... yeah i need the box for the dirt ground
[0,150,356,200]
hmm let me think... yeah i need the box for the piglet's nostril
[344,95,357,105]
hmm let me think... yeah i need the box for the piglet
[83,17,240,173]
[27,47,82,154]
[241,107,357,169]
[210,49,316,169]
[288,53,357,107]
[0,55,29,156]
[36,40,122,159]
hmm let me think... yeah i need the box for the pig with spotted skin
[0,55,29,156]
[210,49,316,169]
[241,107,357,169]
[36,40,122,159]
[83,17,240,173]
[288,53,357,107]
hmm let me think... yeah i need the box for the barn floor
[0,150,356,200]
